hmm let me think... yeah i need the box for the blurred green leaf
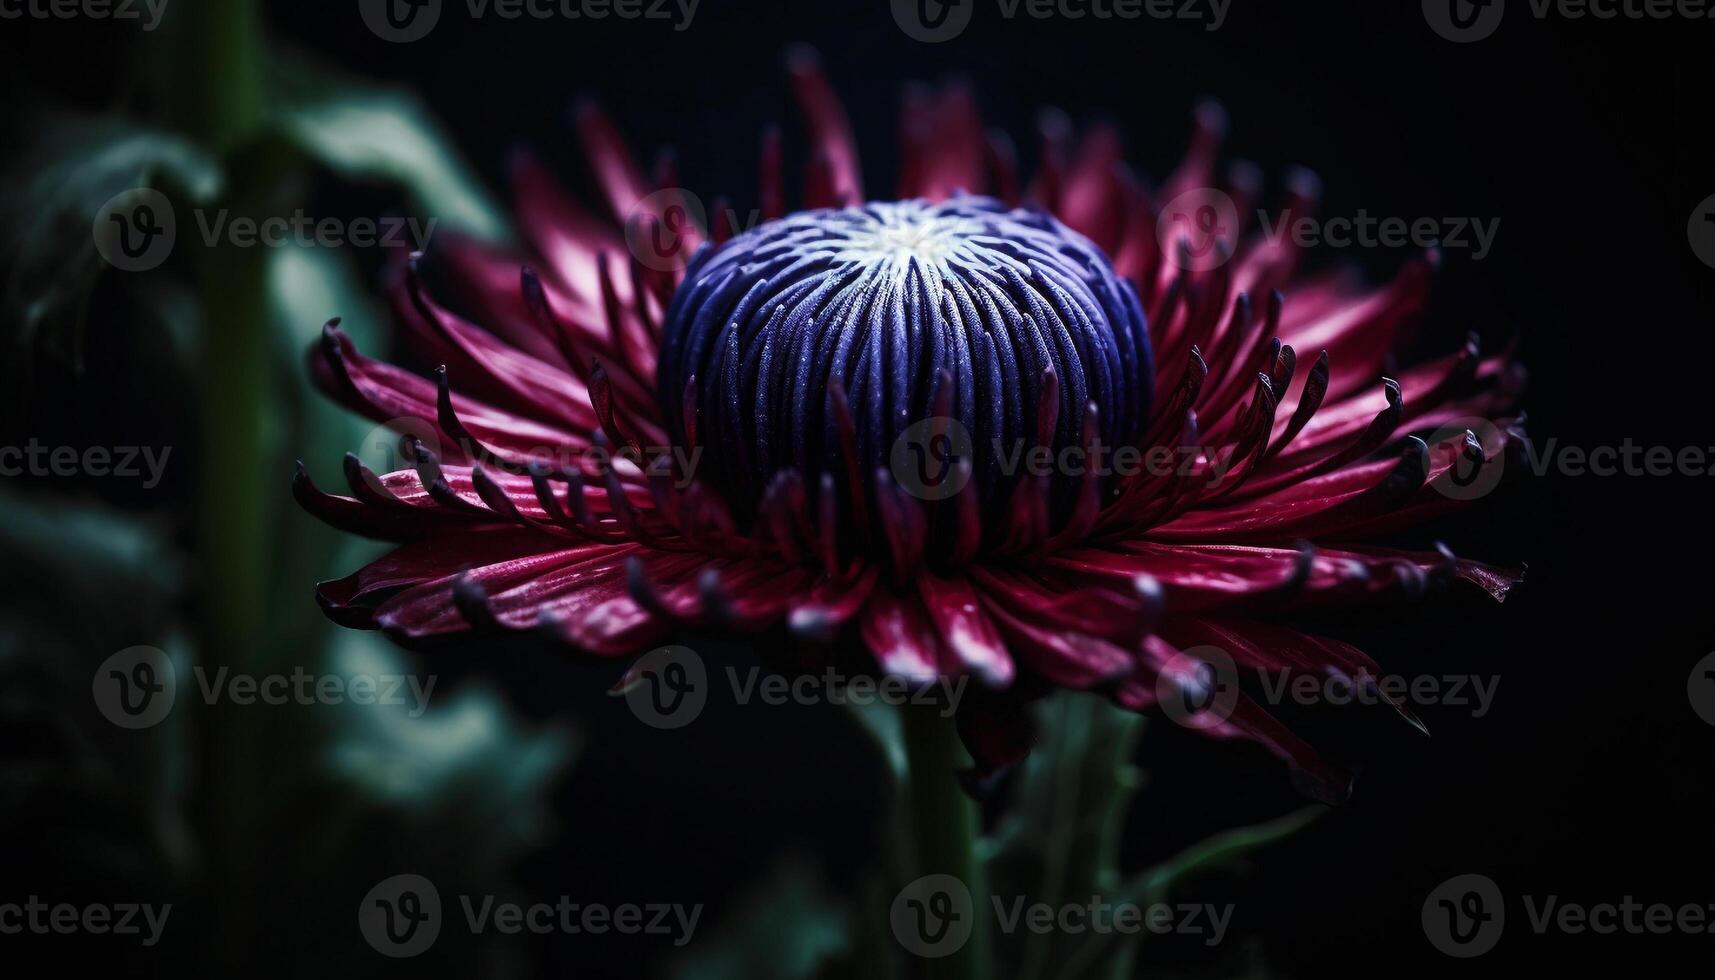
[670,855,850,980]
[0,490,193,880]
[0,117,220,382]
[270,50,510,243]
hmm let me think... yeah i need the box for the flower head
[296,52,1524,800]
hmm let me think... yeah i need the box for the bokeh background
[1,1,1710,977]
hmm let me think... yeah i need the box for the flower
[295,51,1524,800]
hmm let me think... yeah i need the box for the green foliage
[271,49,511,244]
[670,856,851,980]
[0,118,220,384]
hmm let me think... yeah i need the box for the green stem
[177,0,270,971]
[901,705,993,980]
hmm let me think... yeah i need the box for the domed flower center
[658,197,1153,534]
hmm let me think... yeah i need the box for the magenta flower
[296,52,1523,799]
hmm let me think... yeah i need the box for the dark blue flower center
[659,197,1152,531]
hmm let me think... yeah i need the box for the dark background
[2,1,1711,977]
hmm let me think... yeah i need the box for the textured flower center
[659,197,1153,531]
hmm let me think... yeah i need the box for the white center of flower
[833,204,985,273]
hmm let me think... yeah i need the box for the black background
[3,0,1712,977]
